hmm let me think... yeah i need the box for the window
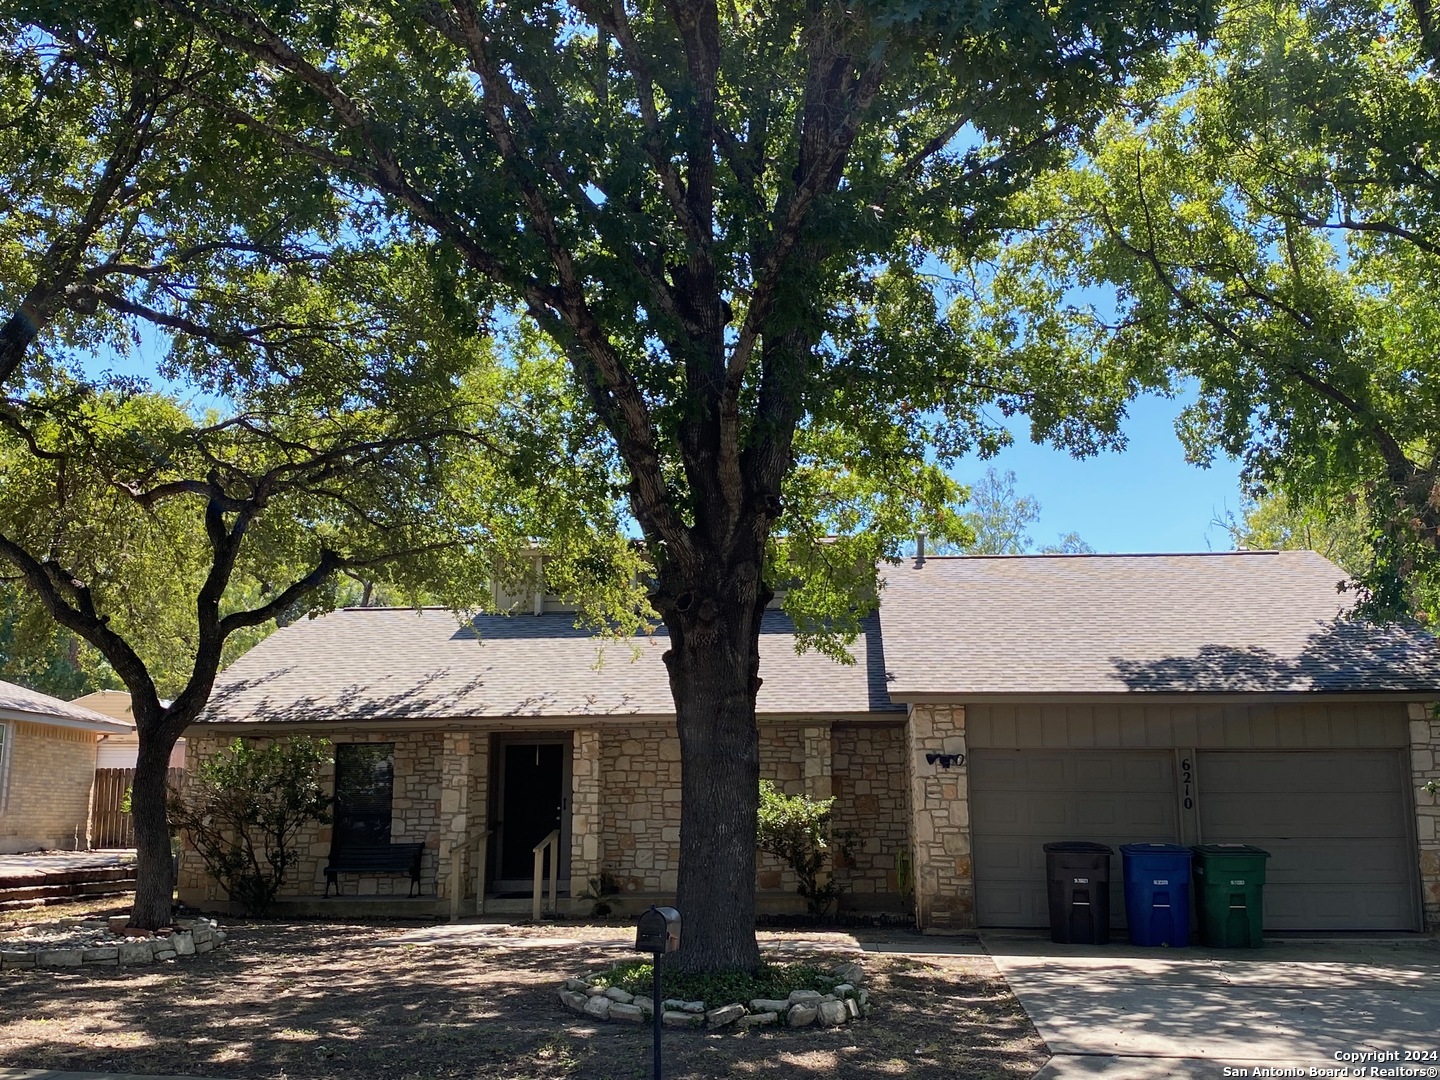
[333,743,394,849]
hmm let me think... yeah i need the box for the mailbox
[635,905,681,954]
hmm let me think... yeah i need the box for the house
[182,550,1440,932]
[69,690,186,770]
[0,681,133,854]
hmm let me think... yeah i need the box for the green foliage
[931,468,1091,557]
[0,583,122,698]
[595,960,836,1005]
[756,780,846,917]
[987,0,1440,619]
[168,737,332,915]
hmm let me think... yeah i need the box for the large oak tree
[22,0,1209,964]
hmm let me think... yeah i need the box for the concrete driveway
[982,931,1440,1079]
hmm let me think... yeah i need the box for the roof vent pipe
[916,532,926,564]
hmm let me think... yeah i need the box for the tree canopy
[10,0,1211,961]
[986,0,1440,618]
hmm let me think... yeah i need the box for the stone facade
[832,724,908,907]
[1,721,97,854]
[570,729,603,896]
[905,704,973,929]
[180,730,448,903]
[1410,702,1440,931]
[181,720,909,915]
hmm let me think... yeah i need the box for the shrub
[755,779,846,916]
[595,959,835,1004]
[169,736,332,915]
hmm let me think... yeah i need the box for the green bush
[756,779,846,916]
[168,736,332,915]
[594,959,835,1004]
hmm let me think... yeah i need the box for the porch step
[0,863,138,911]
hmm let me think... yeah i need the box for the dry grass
[0,895,134,929]
[0,921,1047,1080]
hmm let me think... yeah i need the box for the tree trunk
[664,574,767,974]
[128,737,177,930]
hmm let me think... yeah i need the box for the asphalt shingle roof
[879,550,1440,697]
[0,679,132,731]
[202,609,896,724]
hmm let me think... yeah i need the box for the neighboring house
[0,681,132,853]
[182,550,1440,933]
[70,690,186,769]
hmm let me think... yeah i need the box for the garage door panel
[971,749,1176,928]
[1201,793,1405,838]
[1197,750,1417,931]
[1201,753,1400,794]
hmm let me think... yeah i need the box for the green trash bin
[1191,844,1269,948]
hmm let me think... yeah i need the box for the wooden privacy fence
[90,768,186,849]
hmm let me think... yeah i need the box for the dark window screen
[334,743,394,848]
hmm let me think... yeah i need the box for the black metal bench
[323,842,426,897]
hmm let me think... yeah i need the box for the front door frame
[489,732,573,895]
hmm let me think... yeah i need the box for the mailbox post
[634,906,680,1080]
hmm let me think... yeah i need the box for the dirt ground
[0,908,1048,1080]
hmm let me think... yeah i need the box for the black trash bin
[1044,841,1114,944]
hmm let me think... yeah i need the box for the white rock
[609,1003,645,1023]
[117,941,154,965]
[154,948,177,961]
[663,1011,702,1028]
[39,950,82,967]
[633,996,654,1013]
[856,988,870,1007]
[563,977,589,992]
[585,985,609,997]
[661,998,687,1010]
[787,989,822,1005]
[833,983,855,998]
[604,986,634,1004]
[817,999,847,1027]
[750,998,791,1013]
[788,1004,818,1027]
[680,1000,705,1013]
[173,932,196,956]
[833,962,864,986]
[583,995,613,1020]
[81,947,119,962]
[705,1003,745,1028]
[845,998,861,1020]
[738,1011,778,1029]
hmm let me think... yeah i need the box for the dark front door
[499,743,566,881]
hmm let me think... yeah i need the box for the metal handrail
[532,828,561,921]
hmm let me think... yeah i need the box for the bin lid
[1043,841,1115,854]
[1119,843,1191,856]
[1191,844,1271,857]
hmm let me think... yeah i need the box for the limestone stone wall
[599,722,682,896]
[179,730,451,903]
[1410,702,1440,931]
[905,704,973,929]
[831,724,908,906]
[570,729,602,895]
[0,721,97,853]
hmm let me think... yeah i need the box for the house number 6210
[1181,757,1194,810]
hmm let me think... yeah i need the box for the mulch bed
[0,916,1047,1079]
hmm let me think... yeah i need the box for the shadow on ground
[0,922,1045,1080]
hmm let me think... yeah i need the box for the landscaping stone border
[556,960,872,1031]
[0,918,227,971]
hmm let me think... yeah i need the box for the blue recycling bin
[1120,843,1192,947]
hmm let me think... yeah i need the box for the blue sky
[949,388,1245,554]
[93,330,1246,555]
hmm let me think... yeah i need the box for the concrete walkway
[0,851,134,882]
[983,931,1440,1078]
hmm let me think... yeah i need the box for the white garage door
[1197,751,1419,931]
[970,749,1179,928]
